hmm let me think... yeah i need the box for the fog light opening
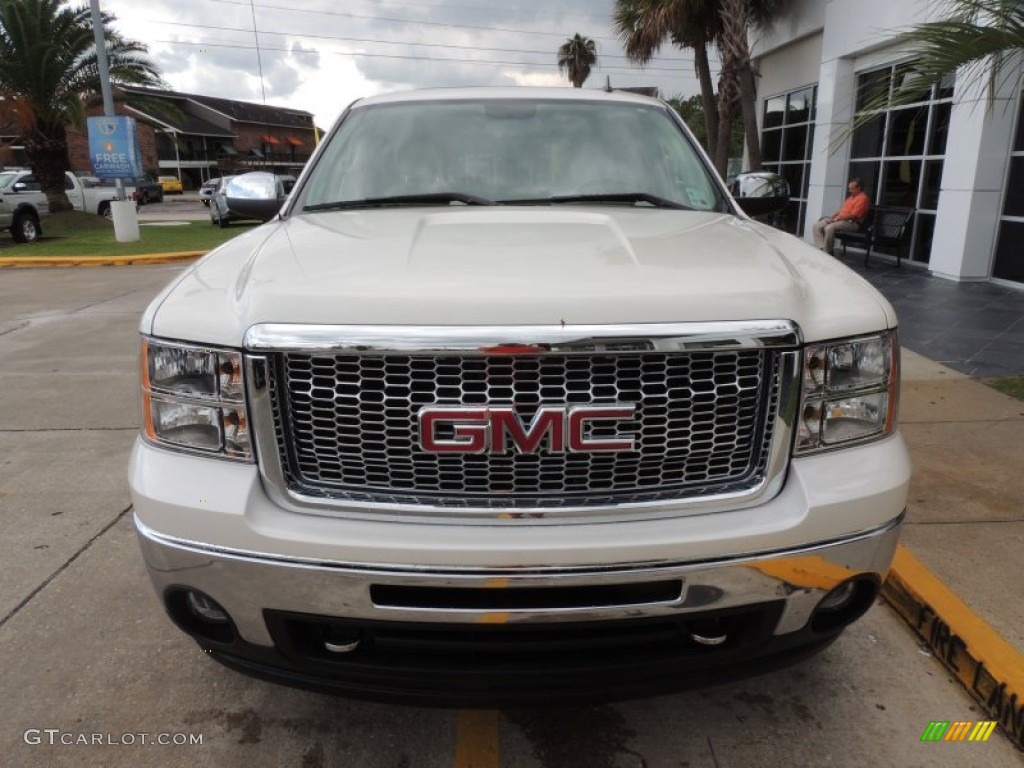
[166,588,236,644]
[818,581,857,612]
[187,591,230,624]
[811,577,880,634]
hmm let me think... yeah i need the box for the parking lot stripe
[0,251,203,268]
[454,710,500,768]
[883,544,1024,750]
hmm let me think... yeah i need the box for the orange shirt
[836,192,870,224]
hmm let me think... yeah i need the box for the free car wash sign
[86,116,142,179]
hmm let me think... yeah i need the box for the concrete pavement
[0,264,1021,765]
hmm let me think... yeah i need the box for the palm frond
[830,0,1024,153]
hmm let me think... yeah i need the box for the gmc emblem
[418,405,637,455]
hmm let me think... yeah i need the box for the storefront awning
[248,148,265,159]
[262,135,281,145]
[218,144,239,156]
[285,136,304,147]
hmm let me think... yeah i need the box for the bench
[833,206,915,267]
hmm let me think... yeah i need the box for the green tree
[667,93,742,157]
[0,0,161,211]
[614,0,720,165]
[557,33,598,88]
[613,0,787,175]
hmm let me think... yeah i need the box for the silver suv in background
[209,173,294,227]
[0,171,49,243]
[199,177,220,207]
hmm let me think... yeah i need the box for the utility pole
[89,0,123,200]
[90,0,138,241]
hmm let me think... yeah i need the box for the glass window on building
[761,86,816,235]
[848,66,955,263]
[993,90,1024,284]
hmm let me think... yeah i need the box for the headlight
[795,331,899,454]
[140,338,252,460]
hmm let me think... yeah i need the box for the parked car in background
[158,175,183,195]
[209,172,291,227]
[208,175,238,227]
[65,173,129,219]
[0,170,49,242]
[199,177,220,207]
[129,176,164,205]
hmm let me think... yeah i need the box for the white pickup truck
[0,170,49,242]
[64,172,128,218]
[130,88,910,706]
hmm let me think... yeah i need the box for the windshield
[299,99,724,212]
[0,172,19,190]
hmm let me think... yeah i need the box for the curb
[883,545,1024,750]
[0,251,204,268]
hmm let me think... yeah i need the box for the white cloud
[105,0,704,129]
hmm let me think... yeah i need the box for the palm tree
[613,0,787,174]
[0,0,161,211]
[834,0,1023,153]
[558,34,598,88]
[614,0,720,162]
[881,0,1021,112]
[715,0,786,172]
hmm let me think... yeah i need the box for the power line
[152,20,697,72]
[204,0,626,42]
[157,37,700,77]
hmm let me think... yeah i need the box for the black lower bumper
[192,603,844,707]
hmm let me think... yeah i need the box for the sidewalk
[835,253,1024,747]
[836,252,1024,377]
[884,350,1024,748]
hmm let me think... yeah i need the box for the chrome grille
[266,348,783,509]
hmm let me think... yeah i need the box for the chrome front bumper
[135,512,903,649]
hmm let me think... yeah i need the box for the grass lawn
[4,211,258,257]
[983,376,1024,401]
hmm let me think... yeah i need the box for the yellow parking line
[454,710,500,768]
[0,251,204,268]
[883,544,1024,749]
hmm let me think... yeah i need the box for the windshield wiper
[304,192,495,211]
[499,192,692,210]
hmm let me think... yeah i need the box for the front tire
[11,212,40,243]
[98,201,112,220]
[211,206,229,228]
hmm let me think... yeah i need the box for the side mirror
[224,172,284,222]
[12,182,27,192]
[730,171,790,217]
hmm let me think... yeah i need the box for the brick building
[1,88,317,191]
[116,87,317,190]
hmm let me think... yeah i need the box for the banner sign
[86,116,142,179]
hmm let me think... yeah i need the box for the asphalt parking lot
[1,265,1022,767]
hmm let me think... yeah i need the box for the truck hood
[147,208,895,346]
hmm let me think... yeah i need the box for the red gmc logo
[418,405,637,454]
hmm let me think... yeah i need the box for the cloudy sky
[102,0,707,128]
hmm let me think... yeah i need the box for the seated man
[813,178,871,253]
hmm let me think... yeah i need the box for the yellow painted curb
[0,250,204,268]
[883,544,1024,749]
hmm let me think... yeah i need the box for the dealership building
[751,0,1023,286]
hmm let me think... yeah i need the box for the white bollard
[111,199,140,242]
